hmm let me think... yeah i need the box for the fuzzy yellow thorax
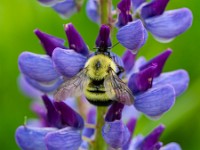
[84,54,117,80]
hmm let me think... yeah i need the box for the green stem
[93,107,107,150]
[99,0,112,25]
[92,1,112,150]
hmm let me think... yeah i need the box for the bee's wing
[54,68,88,101]
[104,69,134,105]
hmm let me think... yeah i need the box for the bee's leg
[116,65,124,76]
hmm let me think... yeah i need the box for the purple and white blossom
[102,102,181,150]
[38,0,80,18]
[15,95,84,150]
[16,22,189,150]
[86,0,100,23]
[18,29,66,93]
[19,23,189,118]
[126,49,189,118]
[116,0,193,43]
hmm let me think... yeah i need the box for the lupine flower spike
[117,0,193,43]
[17,21,190,150]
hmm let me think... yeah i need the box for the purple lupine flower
[86,0,100,23]
[81,108,96,149]
[38,0,81,19]
[52,23,147,104]
[117,0,193,43]
[126,49,189,118]
[51,22,146,81]
[19,23,188,118]
[128,124,182,150]
[102,103,181,149]
[18,74,42,99]
[38,0,64,6]
[51,23,188,116]
[18,23,146,94]
[103,102,131,148]
[15,95,84,150]
[117,20,147,53]
[18,29,66,93]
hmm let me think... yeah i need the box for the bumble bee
[54,47,134,106]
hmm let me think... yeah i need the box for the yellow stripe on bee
[84,90,110,101]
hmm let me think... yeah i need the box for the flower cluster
[15,95,181,150]
[16,0,192,149]
[38,0,192,44]
[38,0,82,18]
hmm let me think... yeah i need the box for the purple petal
[45,127,82,150]
[86,107,96,124]
[54,101,84,129]
[63,97,77,110]
[82,108,96,138]
[65,23,89,56]
[105,102,124,122]
[153,70,189,97]
[118,0,131,12]
[132,56,146,73]
[34,29,66,57]
[81,109,96,149]
[102,120,130,149]
[129,135,144,149]
[116,12,133,28]
[117,20,147,53]
[122,118,137,150]
[86,0,100,23]
[15,126,56,150]
[134,85,175,117]
[140,49,172,77]
[126,118,137,136]
[18,75,42,99]
[128,65,157,94]
[145,8,193,42]
[160,142,181,150]
[131,0,146,10]
[24,75,63,93]
[116,0,133,27]
[80,108,96,149]
[152,142,163,150]
[31,103,49,127]
[26,119,43,127]
[52,48,87,78]
[38,0,63,6]
[53,0,77,18]
[141,0,169,19]
[18,52,59,82]
[95,25,112,48]
[140,125,165,149]
[42,95,61,128]
[122,50,136,73]
[122,105,140,122]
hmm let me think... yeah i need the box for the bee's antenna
[110,42,120,49]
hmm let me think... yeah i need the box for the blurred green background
[0,0,199,149]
